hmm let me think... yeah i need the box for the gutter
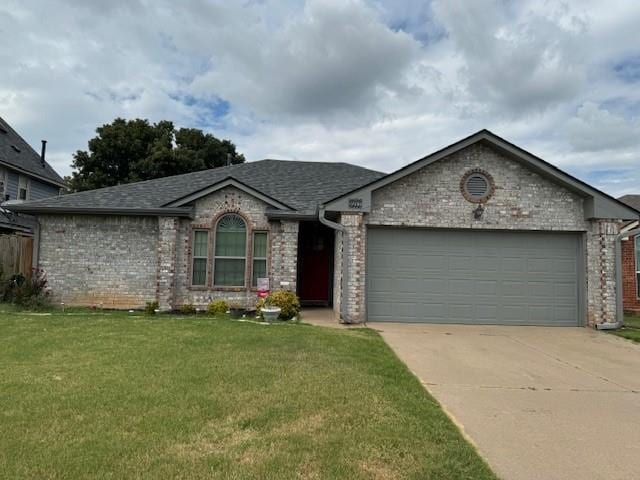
[612,226,640,329]
[318,206,351,323]
[4,206,194,218]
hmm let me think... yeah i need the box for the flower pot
[261,306,281,322]
[229,307,244,319]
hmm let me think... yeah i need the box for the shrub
[267,289,301,320]
[0,268,51,308]
[207,299,228,316]
[144,301,159,315]
[179,303,196,315]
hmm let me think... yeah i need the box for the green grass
[0,308,496,480]
[611,314,640,343]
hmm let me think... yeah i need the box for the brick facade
[621,234,640,314]
[38,187,300,311]
[336,143,622,326]
[35,144,625,326]
[38,215,159,308]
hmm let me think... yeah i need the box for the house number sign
[348,198,363,209]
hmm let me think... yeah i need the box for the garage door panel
[476,280,498,295]
[367,228,580,326]
[502,257,526,273]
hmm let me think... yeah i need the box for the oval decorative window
[461,170,494,203]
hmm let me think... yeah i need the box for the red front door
[297,222,334,305]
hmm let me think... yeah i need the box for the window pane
[214,259,246,286]
[252,259,267,287]
[194,231,208,257]
[192,258,207,285]
[216,230,246,256]
[215,215,246,257]
[253,232,267,258]
[637,273,640,298]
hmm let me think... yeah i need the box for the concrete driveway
[375,324,640,480]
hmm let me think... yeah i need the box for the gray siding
[4,169,59,201]
[5,170,18,199]
[30,179,60,200]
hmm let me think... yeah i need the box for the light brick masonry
[38,187,300,311]
[36,144,625,326]
[335,143,622,326]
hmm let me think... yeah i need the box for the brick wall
[38,214,159,308]
[622,235,640,314]
[340,143,620,326]
[173,186,298,309]
[37,186,301,311]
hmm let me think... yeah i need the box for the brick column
[156,216,179,311]
[587,220,620,326]
[340,213,366,323]
[621,235,640,313]
[270,220,299,291]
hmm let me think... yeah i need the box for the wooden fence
[0,234,34,278]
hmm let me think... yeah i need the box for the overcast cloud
[1,0,639,195]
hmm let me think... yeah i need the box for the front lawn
[0,308,495,479]
[611,314,640,343]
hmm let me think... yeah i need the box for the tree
[66,118,245,191]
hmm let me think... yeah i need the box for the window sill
[188,286,260,293]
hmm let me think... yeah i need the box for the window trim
[251,231,269,287]
[213,213,249,288]
[18,175,29,201]
[191,229,209,287]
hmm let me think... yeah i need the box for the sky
[1,0,639,196]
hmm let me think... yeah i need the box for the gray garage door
[367,228,581,326]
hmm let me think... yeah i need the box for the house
[618,195,640,314]
[8,130,639,327]
[0,116,66,235]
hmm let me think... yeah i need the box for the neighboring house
[0,116,66,234]
[8,130,639,327]
[618,195,640,314]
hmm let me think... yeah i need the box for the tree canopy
[67,118,245,191]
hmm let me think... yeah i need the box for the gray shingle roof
[0,117,65,186]
[11,160,385,214]
[619,194,640,212]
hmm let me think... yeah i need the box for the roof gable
[324,130,640,221]
[165,177,293,210]
[0,117,66,187]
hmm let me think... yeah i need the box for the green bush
[0,268,51,308]
[207,299,228,316]
[144,301,159,315]
[267,289,301,320]
[179,303,196,315]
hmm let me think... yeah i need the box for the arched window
[214,214,247,286]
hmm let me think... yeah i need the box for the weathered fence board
[0,234,33,277]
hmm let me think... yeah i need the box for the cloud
[567,102,640,152]
[431,0,587,114]
[0,0,638,197]
[188,0,420,119]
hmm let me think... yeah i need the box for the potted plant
[260,295,281,322]
[228,301,245,319]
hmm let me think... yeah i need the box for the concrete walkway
[374,323,640,480]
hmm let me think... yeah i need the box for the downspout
[599,226,640,330]
[32,218,41,270]
[318,206,351,323]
